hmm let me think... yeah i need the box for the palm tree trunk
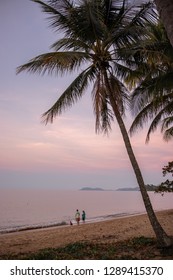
[110,100,172,247]
[103,70,172,247]
[154,0,173,48]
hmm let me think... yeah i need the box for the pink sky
[0,0,172,189]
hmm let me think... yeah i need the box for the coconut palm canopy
[17,0,156,133]
[128,22,173,142]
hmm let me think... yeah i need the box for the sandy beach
[0,209,172,259]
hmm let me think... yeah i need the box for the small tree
[155,161,173,194]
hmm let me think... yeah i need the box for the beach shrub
[130,236,155,246]
[24,237,167,260]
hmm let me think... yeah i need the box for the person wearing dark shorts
[82,210,86,223]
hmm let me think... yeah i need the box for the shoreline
[0,210,146,235]
[1,208,170,235]
[0,209,172,259]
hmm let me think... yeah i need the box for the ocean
[0,188,172,233]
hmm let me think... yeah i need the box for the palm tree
[17,0,172,247]
[154,0,173,48]
[129,22,173,142]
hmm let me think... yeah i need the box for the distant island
[116,187,139,191]
[117,185,158,191]
[80,184,158,192]
[80,187,139,191]
[80,187,104,191]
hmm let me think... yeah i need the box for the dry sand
[0,209,172,258]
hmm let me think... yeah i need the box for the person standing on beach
[82,210,86,223]
[75,209,80,225]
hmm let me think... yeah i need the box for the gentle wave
[0,189,172,234]
[0,210,144,234]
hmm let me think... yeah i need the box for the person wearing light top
[75,209,80,225]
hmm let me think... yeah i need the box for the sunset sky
[0,0,172,190]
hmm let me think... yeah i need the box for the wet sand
[0,209,172,259]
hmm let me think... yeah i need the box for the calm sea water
[0,188,172,233]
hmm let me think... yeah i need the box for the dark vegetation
[2,236,173,260]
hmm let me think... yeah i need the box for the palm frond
[32,0,74,33]
[110,2,157,49]
[130,75,173,115]
[162,115,173,131]
[71,0,107,43]
[129,102,155,137]
[103,0,127,29]
[17,51,90,76]
[145,108,166,143]
[163,127,173,141]
[130,2,157,27]
[112,61,141,89]
[108,73,129,115]
[51,38,90,52]
[42,65,97,123]
[92,72,113,134]
[130,96,173,142]
[161,111,173,141]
